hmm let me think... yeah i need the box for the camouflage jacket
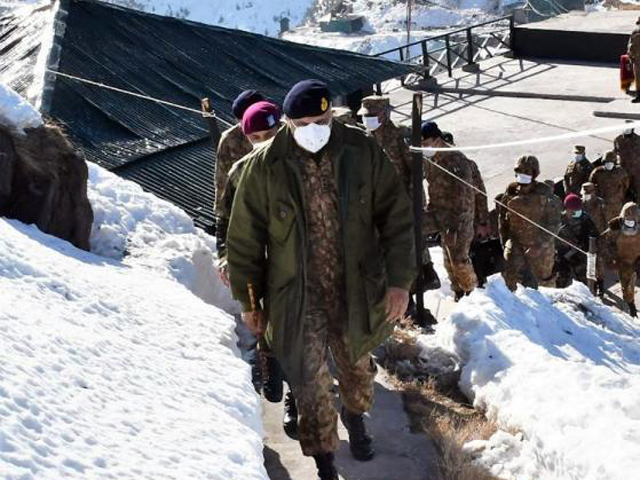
[563,158,593,195]
[628,28,640,61]
[589,166,630,204]
[372,120,412,195]
[614,133,640,176]
[557,213,599,257]
[599,217,640,267]
[425,150,489,233]
[583,195,607,234]
[215,156,250,260]
[498,181,562,247]
[214,123,253,217]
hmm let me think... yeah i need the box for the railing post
[444,35,453,77]
[399,48,406,86]
[509,14,515,52]
[421,40,430,79]
[466,27,475,65]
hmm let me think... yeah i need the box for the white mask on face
[572,210,583,219]
[582,193,592,201]
[516,173,532,184]
[293,121,332,153]
[625,128,634,136]
[362,116,381,131]
[625,219,637,228]
[575,154,584,162]
[605,162,615,171]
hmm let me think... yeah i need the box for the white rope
[410,121,640,153]
[45,69,233,125]
[423,153,589,256]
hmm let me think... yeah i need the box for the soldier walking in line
[589,150,630,224]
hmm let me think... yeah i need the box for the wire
[422,153,589,256]
[410,121,640,153]
[45,69,234,127]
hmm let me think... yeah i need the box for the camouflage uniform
[599,202,640,309]
[499,156,562,291]
[289,146,376,456]
[581,182,607,234]
[589,152,630,224]
[614,131,640,199]
[214,123,253,217]
[563,146,593,195]
[215,157,249,260]
[425,150,489,295]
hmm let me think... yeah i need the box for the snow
[0,81,42,134]
[419,276,640,480]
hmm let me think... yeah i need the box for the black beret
[232,90,266,120]
[283,80,331,120]
[421,121,442,140]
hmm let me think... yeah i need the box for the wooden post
[201,98,221,149]
[421,40,430,79]
[411,93,428,327]
[445,35,453,77]
[466,28,475,65]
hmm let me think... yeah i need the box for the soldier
[214,90,265,220]
[499,156,562,291]
[614,121,640,200]
[227,80,415,480]
[589,150,630,224]
[580,182,607,234]
[556,194,601,289]
[563,145,593,196]
[332,106,358,126]
[359,96,440,321]
[421,122,490,301]
[628,17,640,103]
[599,202,640,316]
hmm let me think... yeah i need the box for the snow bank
[0,81,42,134]
[88,164,239,315]
[419,277,640,480]
[0,218,267,480]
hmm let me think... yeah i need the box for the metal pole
[411,93,428,326]
[466,27,475,65]
[421,40,430,79]
[445,35,453,77]
[201,98,221,148]
[509,15,515,53]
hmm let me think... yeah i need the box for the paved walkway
[263,370,438,480]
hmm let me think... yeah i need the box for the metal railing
[374,15,515,81]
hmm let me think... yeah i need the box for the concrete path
[594,98,640,120]
[263,370,438,480]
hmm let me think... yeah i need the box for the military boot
[262,355,284,403]
[629,302,637,318]
[282,390,298,439]
[633,94,640,104]
[340,407,375,461]
[313,453,338,480]
[422,262,441,291]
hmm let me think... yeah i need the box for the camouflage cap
[574,145,586,154]
[357,95,390,116]
[581,181,596,193]
[603,150,618,163]
[621,202,639,220]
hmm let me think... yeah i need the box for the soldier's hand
[242,310,267,337]
[384,287,410,323]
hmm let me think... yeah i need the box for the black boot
[263,355,284,403]
[596,279,605,298]
[422,262,441,291]
[340,407,375,461]
[633,95,640,104]
[629,302,637,318]
[313,452,338,480]
[282,390,298,440]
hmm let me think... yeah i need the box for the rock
[0,124,93,250]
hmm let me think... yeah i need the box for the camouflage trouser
[503,240,556,291]
[618,262,637,304]
[289,306,377,457]
[440,220,477,294]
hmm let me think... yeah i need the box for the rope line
[45,69,234,126]
[410,121,640,153]
[423,154,589,256]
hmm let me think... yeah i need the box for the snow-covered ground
[420,274,640,480]
[0,83,264,479]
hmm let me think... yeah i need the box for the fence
[374,15,515,82]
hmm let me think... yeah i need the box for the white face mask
[625,219,636,228]
[293,121,332,153]
[251,139,271,150]
[625,128,634,135]
[575,154,584,162]
[605,162,615,171]
[516,173,532,184]
[362,116,381,131]
[582,193,592,201]
[572,210,583,218]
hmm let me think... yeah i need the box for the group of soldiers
[212,82,640,480]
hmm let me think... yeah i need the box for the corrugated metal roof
[0,0,414,230]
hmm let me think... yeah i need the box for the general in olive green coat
[226,121,416,386]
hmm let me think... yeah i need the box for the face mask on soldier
[572,209,583,219]
[362,116,381,131]
[625,128,634,136]
[623,219,639,236]
[516,172,532,185]
[605,162,615,171]
[582,192,592,201]
[575,154,584,162]
[293,121,332,153]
